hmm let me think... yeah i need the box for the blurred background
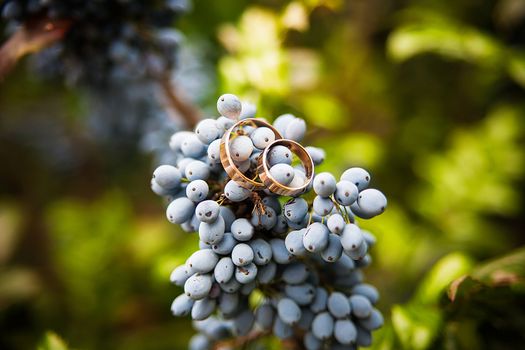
[1,0,525,349]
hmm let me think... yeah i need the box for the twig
[216,193,227,206]
[282,337,307,350]
[213,330,270,350]
[251,192,266,214]
[343,205,352,223]
[330,196,349,223]
[158,74,201,129]
[0,17,71,81]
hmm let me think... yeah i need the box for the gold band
[220,118,283,190]
[258,139,314,197]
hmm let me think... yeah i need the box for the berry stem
[342,205,351,223]
[330,196,350,224]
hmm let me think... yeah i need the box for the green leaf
[388,9,525,88]
[388,25,502,66]
[300,93,346,130]
[391,303,442,350]
[412,105,525,252]
[473,246,525,287]
[415,252,474,304]
[387,10,503,66]
[369,324,398,350]
[508,52,525,87]
[443,247,525,349]
[448,246,525,300]
[37,332,70,350]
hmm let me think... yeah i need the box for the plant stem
[158,74,201,129]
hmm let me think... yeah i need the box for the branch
[0,17,71,81]
[282,337,307,350]
[213,330,270,350]
[212,331,307,350]
[158,75,201,129]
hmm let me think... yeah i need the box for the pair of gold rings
[219,118,314,197]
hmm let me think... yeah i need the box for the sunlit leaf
[369,324,398,350]
[289,49,320,90]
[391,303,442,350]
[387,11,503,66]
[358,205,419,271]
[388,9,525,88]
[129,218,179,265]
[415,252,474,305]
[302,0,343,11]
[37,332,70,350]
[281,2,309,31]
[300,93,345,130]
[320,132,384,172]
[507,52,525,88]
[412,105,525,252]
[45,191,135,330]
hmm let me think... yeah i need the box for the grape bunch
[151,94,387,349]
[1,0,189,85]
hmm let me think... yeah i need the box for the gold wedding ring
[220,118,283,190]
[258,139,314,197]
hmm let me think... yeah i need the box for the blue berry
[198,216,225,245]
[185,160,210,181]
[311,312,334,340]
[277,298,302,326]
[341,167,370,191]
[334,180,359,206]
[303,223,329,253]
[356,188,387,218]
[313,172,336,197]
[230,135,253,162]
[268,145,292,166]
[231,243,254,267]
[153,165,182,189]
[217,94,242,119]
[195,119,221,144]
[166,197,195,224]
[251,126,275,149]
[187,249,218,273]
[235,262,258,284]
[334,319,357,345]
[224,180,251,202]
[184,273,213,300]
[186,180,209,202]
[214,257,234,284]
[171,293,194,316]
[327,292,351,318]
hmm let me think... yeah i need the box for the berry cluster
[151,94,387,349]
[1,0,188,84]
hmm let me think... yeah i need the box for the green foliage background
[1,0,525,349]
